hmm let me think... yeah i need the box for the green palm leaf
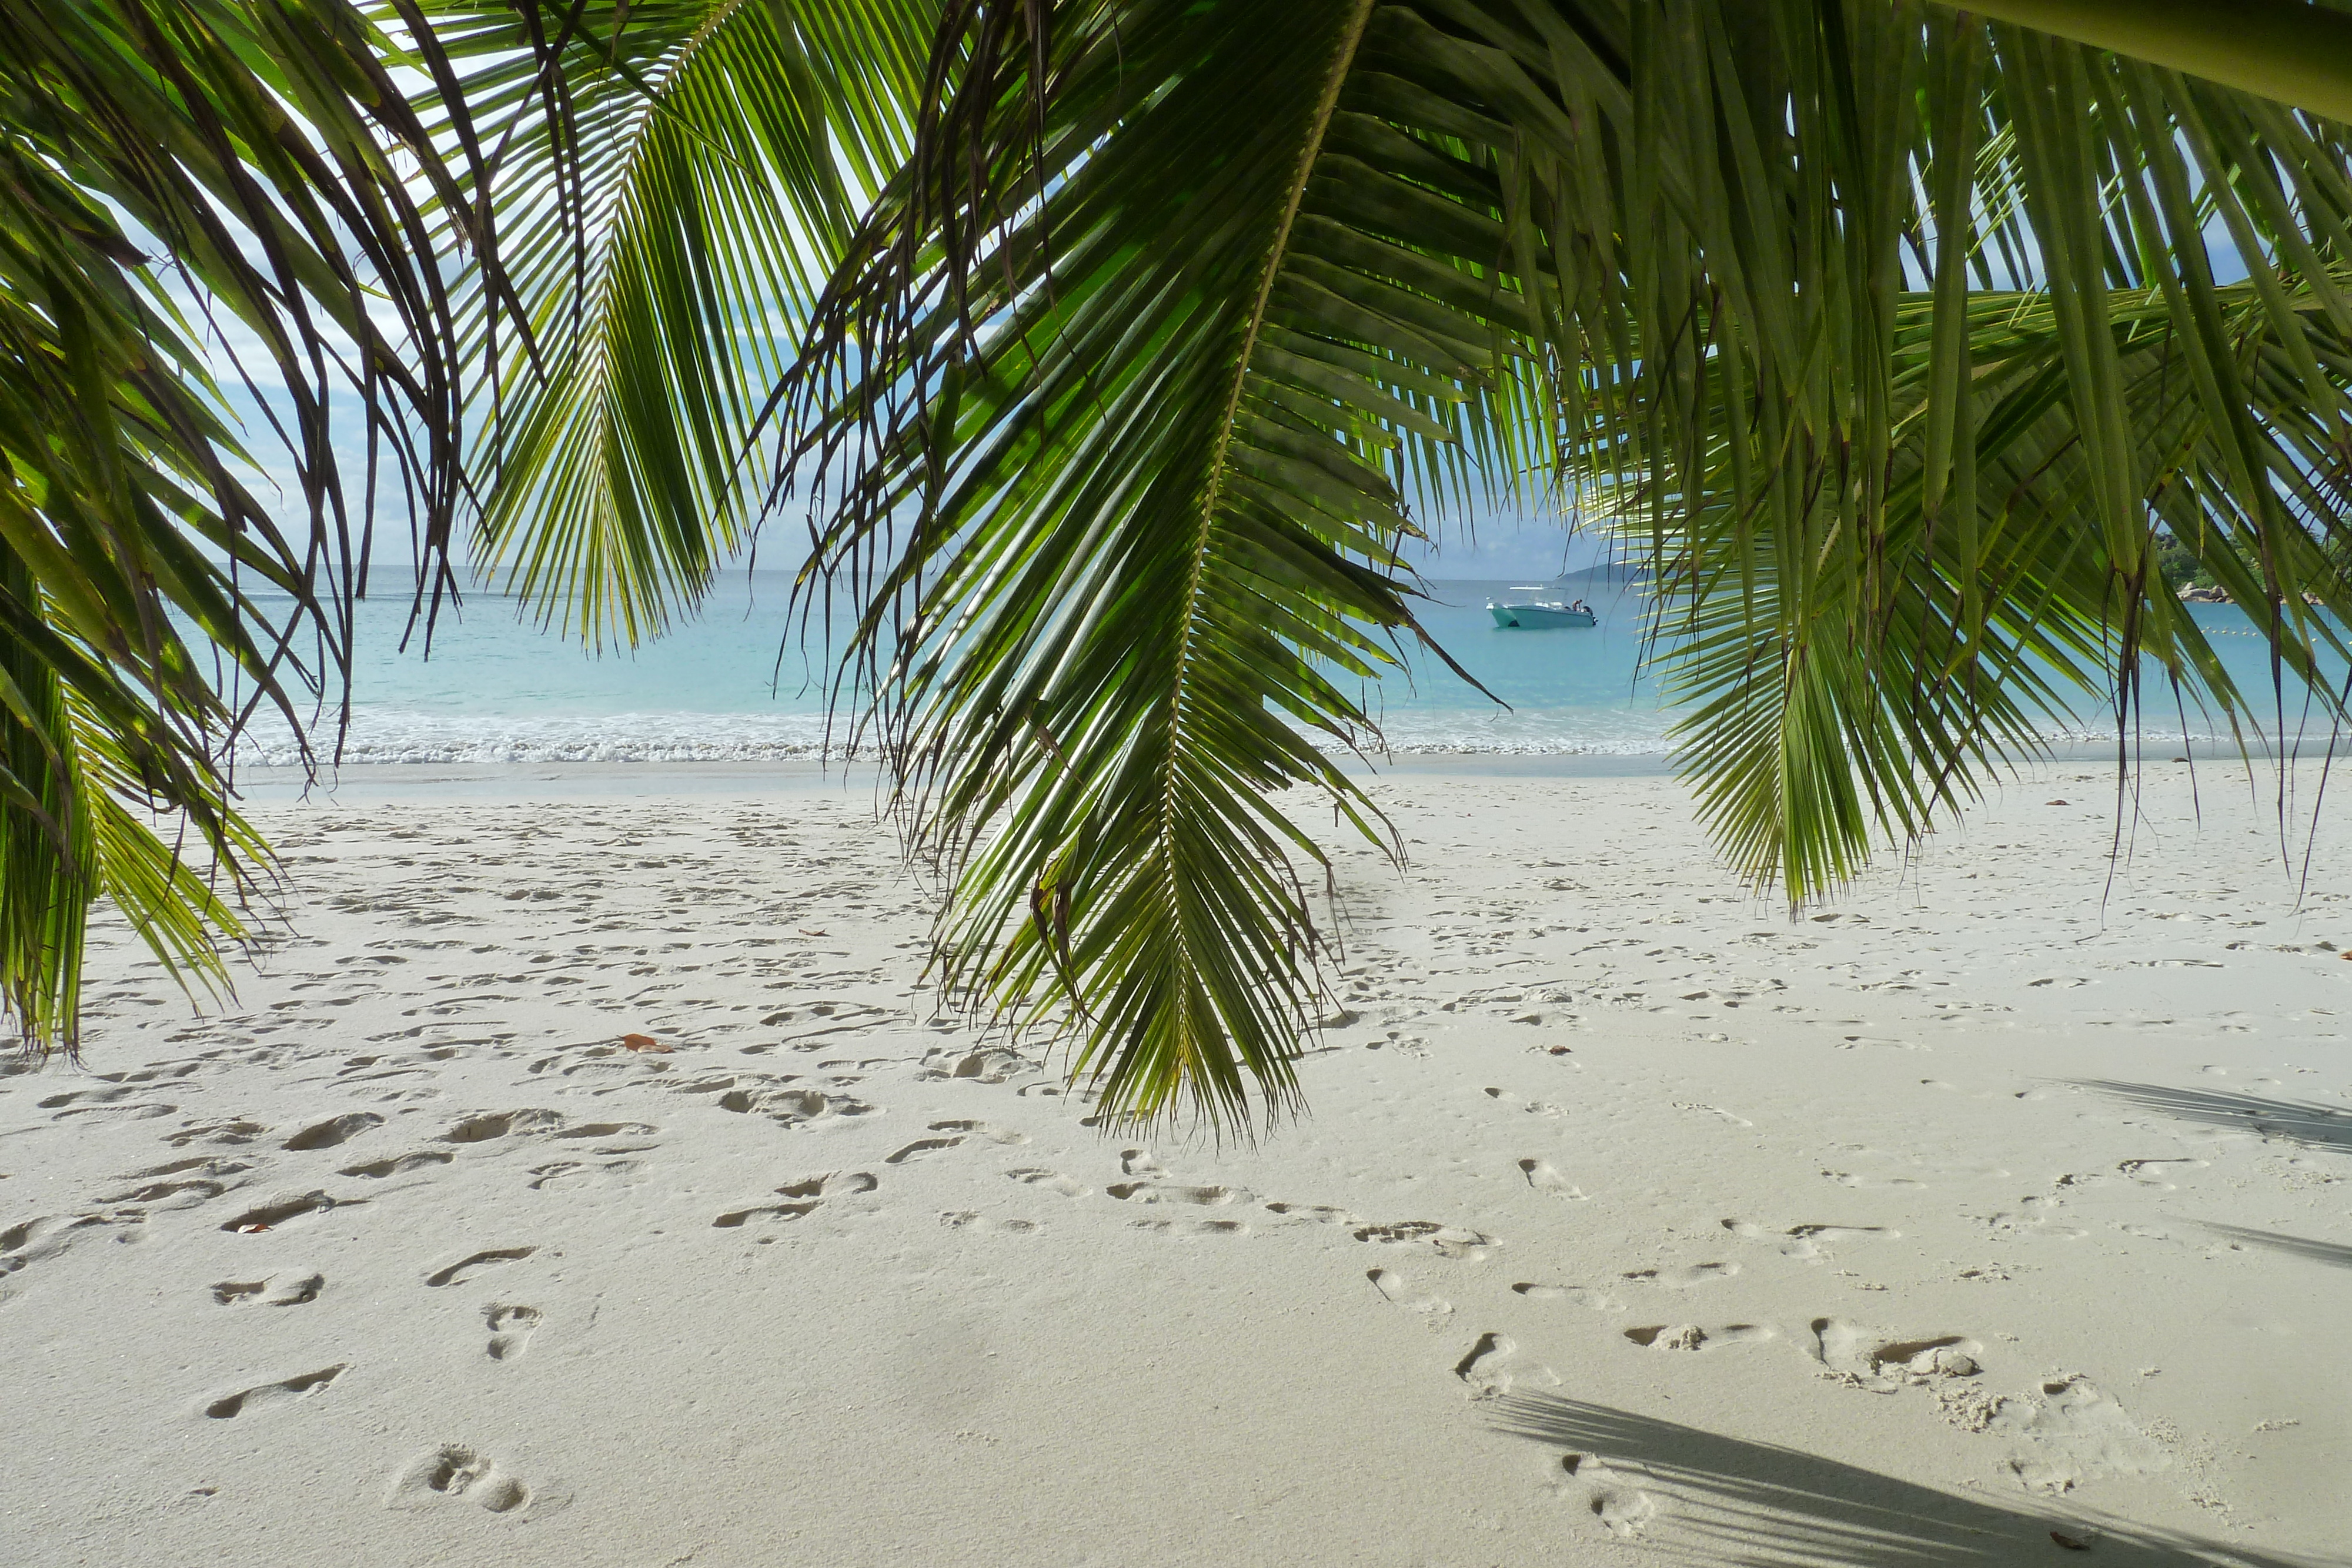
[783,0,1546,1133]
[400,0,940,647]
[1511,5,2352,902]
[0,0,520,1054]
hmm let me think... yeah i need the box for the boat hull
[1488,603,1596,628]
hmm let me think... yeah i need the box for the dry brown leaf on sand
[620,1033,673,1054]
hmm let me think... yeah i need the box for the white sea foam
[232,710,871,767]
[229,704,2323,767]
[232,704,1686,765]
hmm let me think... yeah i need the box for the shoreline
[222,737,2343,803]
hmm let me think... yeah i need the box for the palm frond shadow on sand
[1491,1396,2338,1568]
[2073,1082,2352,1154]
[2201,1223,2352,1270]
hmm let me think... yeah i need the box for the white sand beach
[2,762,2347,1566]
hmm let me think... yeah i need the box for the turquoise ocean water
[229,573,2344,767]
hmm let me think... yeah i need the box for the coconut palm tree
[14,2,2352,1142]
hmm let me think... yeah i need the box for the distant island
[1555,560,1653,587]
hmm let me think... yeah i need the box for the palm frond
[0,0,519,1053]
[402,0,940,647]
[782,0,1552,1134]
[1495,4,2352,902]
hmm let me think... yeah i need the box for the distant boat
[1488,586,1598,628]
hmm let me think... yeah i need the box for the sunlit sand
[2,762,2344,1564]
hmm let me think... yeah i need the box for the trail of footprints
[0,1084,638,1522]
[1431,1209,2172,1534]
[108,1074,2171,1536]
[2,802,981,1526]
[16,795,2216,1541]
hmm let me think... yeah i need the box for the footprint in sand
[1482,1088,1566,1118]
[713,1085,877,1126]
[485,1305,541,1361]
[1517,1159,1589,1199]
[423,1248,537,1288]
[203,1364,345,1419]
[550,1121,660,1152]
[339,1151,455,1179]
[384,1444,544,1517]
[211,1271,324,1307]
[1453,1332,1559,1399]
[40,1086,178,1123]
[282,1113,385,1152]
[524,1155,644,1191]
[1007,1169,1090,1199]
[1105,1181,1241,1206]
[1127,1217,1251,1237]
[1512,1282,1623,1312]
[162,1118,267,1148]
[440,1110,564,1145]
[1808,1318,1985,1390]
[1722,1218,1896,1260]
[111,1155,253,1184]
[939,1212,1041,1235]
[774,1171,878,1200]
[1820,1169,1925,1189]
[928,1119,1029,1145]
[1618,1262,1739,1289]
[1352,1221,1495,1261]
[918,1047,1032,1084]
[1368,1267,1453,1323]
[885,1136,964,1165]
[218,1191,363,1233]
[96,1175,232,1211]
[1264,1201,1359,1227]
[1992,1375,2170,1492]
[1623,1322,1776,1352]
[1673,1101,1755,1127]
[2116,1158,2207,1189]
[1975,1195,2090,1242]
[1552,1453,1659,1541]
[714,1171,877,1228]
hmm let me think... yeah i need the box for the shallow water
[225,573,2341,765]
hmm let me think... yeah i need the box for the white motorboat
[1488,587,1598,628]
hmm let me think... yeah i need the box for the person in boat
[1570,599,1588,614]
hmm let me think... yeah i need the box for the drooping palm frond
[1502,5,2352,902]
[1654,284,2352,901]
[780,0,1552,1134]
[763,0,2352,1129]
[0,0,518,1054]
[398,0,940,648]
